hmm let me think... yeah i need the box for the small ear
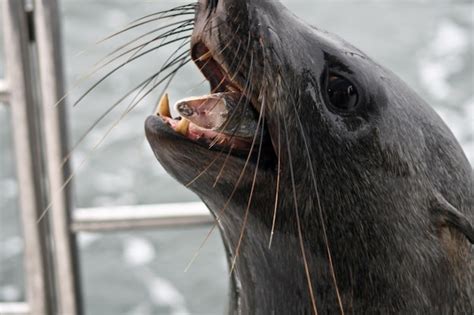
[430,195,474,244]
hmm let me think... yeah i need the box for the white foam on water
[434,107,464,140]
[126,304,151,315]
[419,62,451,100]
[123,237,156,266]
[0,237,23,260]
[0,178,18,200]
[95,170,136,194]
[0,285,21,302]
[146,277,190,315]
[419,20,468,101]
[431,21,468,55]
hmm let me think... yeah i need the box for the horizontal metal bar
[0,302,30,315]
[71,202,213,232]
[0,79,9,103]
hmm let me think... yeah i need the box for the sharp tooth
[156,93,171,117]
[197,50,212,62]
[175,118,190,136]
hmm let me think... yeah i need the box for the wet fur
[146,0,473,313]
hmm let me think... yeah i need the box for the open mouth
[154,42,261,153]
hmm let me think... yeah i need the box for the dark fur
[146,0,473,313]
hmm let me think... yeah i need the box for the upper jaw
[191,42,243,94]
[146,2,278,161]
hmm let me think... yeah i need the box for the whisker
[127,3,197,26]
[257,39,282,250]
[39,52,191,223]
[290,89,345,314]
[101,19,194,66]
[109,57,192,134]
[183,92,247,189]
[208,38,250,148]
[36,58,191,224]
[173,24,241,97]
[175,22,246,187]
[135,42,192,115]
[185,53,257,272]
[230,92,265,274]
[61,44,191,166]
[203,36,251,147]
[55,20,193,110]
[204,104,247,184]
[97,11,196,44]
[72,3,195,61]
[125,23,194,62]
[282,115,319,315]
[209,100,250,184]
[230,36,252,82]
[185,153,222,187]
[268,117,281,249]
[73,35,191,108]
[192,26,243,129]
[212,146,234,187]
[207,97,246,150]
[128,56,192,112]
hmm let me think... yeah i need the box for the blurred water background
[0,0,473,314]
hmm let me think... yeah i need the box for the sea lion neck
[200,196,333,314]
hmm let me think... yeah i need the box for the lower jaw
[159,115,256,152]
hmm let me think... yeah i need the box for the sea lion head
[146,0,473,313]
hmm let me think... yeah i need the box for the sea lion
[145,0,473,313]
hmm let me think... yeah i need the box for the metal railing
[73,202,212,232]
[0,1,211,314]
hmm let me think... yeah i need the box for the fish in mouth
[145,0,473,314]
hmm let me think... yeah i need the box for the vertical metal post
[33,0,82,314]
[2,0,54,314]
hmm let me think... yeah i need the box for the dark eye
[326,75,359,112]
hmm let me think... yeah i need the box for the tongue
[175,92,259,138]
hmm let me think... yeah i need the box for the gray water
[1,1,473,314]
